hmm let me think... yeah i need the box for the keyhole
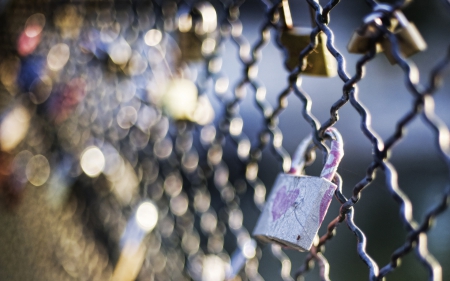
[297,235,301,241]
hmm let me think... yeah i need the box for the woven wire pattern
[0,0,449,280]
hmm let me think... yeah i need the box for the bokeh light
[162,79,198,121]
[47,43,70,71]
[144,29,162,46]
[80,146,105,177]
[26,154,50,186]
[108,39,131,65]
[135,201,158,232]
[0,105,31,152]
[17,13,45,56]
[201,255,226,281]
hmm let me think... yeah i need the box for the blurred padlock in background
[0,0,450,280]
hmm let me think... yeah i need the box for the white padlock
[252,128,344,252]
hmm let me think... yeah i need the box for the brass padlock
[279,0,337,76]
[347,5,426,64]
[381,10,427,64]
[177,2,218,62]
[253,128,344,251]
[347,12,387,54]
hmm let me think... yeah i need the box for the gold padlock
[279,0,337,76]
[347,5,426,65]
[347,12,387,54]
[381,10,427,64]
[177,2,218,62]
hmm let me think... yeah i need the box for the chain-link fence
[0,0,449,280]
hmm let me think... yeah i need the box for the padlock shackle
[364,4,410,31]
[362,4,395,27]
[288,134,313,175]
[281,0,318,30]
[178,2,217,34]
[193,2,217,33]
[319,127,344,181]
[288,127,343,180]
[392,10,409,28]
[281,0,294,29]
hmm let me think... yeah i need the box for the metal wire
[266,0,450,280]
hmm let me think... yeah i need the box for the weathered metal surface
[253,173,336,252]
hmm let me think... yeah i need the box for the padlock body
[347,27,384,54]
[253,173,337,252]
[347,15,398,54]
[382,22,427,64]
[280,27,337,77]
[178,30,204,61]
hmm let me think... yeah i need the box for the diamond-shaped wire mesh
[0,0,449,280]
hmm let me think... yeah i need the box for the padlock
[177,2,218,62]
[347,5,426,64]
[252,128,344,252]
[279,0,337,76]
[347,12,387,54]
[381,10,427,64]
[347,5,399,54]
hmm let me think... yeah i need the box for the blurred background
[0,0,449,280]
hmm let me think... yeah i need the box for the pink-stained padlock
[252,128,344,252]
